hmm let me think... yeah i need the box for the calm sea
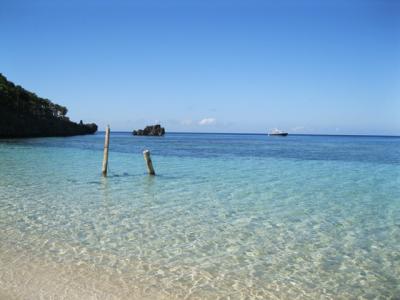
[0,133,399,299]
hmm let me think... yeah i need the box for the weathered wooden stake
[102,125,110,176]
[143,150,155,175]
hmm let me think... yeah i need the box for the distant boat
[269,129,288,136]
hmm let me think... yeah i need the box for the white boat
[269,129,288,136]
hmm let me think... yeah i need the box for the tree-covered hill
[0,73,97,138]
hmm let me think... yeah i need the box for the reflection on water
[0,133,399,299]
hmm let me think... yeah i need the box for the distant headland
[0,73,97,138]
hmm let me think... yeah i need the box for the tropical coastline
[1,0,399,299]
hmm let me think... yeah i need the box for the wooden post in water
[102,125,110,176]
[143,150,155,175]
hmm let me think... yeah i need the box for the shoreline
[0,237,345,300]
[0,244,161,300]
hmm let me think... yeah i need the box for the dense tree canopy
[0,73,97,138]
[0,73,69,119]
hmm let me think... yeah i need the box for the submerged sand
[0,245,340,300]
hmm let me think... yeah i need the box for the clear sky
[1,0,399,134]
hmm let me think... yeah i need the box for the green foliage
[0,73,97,138]
[0,73,68,119]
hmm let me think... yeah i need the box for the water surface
[0,133,399,299]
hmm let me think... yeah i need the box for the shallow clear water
[0,133,399,299]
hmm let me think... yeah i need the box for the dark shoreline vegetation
[0,73,97,138]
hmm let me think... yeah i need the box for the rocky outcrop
[133,125,165,136]
[0,73,98,138]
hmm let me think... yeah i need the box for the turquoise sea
[0,133,399,299]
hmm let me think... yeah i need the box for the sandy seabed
[0,246,364,300]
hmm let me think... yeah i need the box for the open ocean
[0,132,399,299]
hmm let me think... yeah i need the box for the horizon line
[95,131,400,138]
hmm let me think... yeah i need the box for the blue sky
[1,0,399,134]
